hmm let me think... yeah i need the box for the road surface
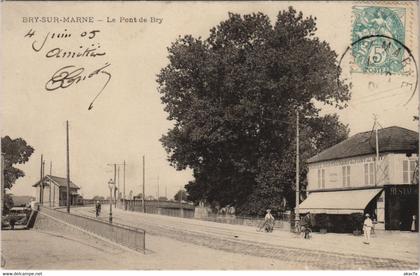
[71,205,419,270]
[2,211,301,270]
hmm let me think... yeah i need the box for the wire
[352,85,409,102]
[351,90,410,105]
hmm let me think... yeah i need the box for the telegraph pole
[66,120,70,213]
[373,115,380,186]
[39,154,43,204]
[49,161,52,207]
[116,165,120,207]
[142,155,145,213]
[157,176,160,209]
[42,160,45,205]
[106,163,118,210]
[52,161,55,207]
[179,186,183,218]
[295,110,300,232]
[123,160,126,210]
[114,164,117,208]
[117,166,120,194]
[107,162,125,208]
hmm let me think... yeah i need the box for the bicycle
[301,225,312,239]
[257,219,275,232]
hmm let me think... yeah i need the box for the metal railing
[39,206,145,253]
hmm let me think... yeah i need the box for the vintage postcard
[0,1,419,273]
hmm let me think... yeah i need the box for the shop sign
[389,186,418,196]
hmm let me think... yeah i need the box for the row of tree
[157,8,350,216]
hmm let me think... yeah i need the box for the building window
[364,164,369,185]
[318,168,325,188]
[342,166,350,187]
[403,160,417,184]
[364,163,375,185]
[318,169,321,188]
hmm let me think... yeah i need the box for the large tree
[157,8,350,216]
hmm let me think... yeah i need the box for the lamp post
[108,179,115,224]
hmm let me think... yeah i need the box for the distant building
[300,126,418,231]
[33,175,81,207]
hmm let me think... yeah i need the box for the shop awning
[299,188,383,214]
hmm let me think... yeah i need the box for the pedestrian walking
[95,201,100,217]
[301,212,312,239]
[411,215,416,232]
[363,213,373,244]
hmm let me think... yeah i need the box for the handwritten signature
[45,63,111,110]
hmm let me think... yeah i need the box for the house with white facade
[299,126,418,231]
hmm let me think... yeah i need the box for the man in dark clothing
[301,212,312,239]
[95,201,100,217]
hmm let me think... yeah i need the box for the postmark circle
[338,34,418,108]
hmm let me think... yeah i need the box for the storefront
[300,126,419,232]
[384,185,418,231]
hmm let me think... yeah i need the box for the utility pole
[116,165,120,207]
[106,162,125,208]
[42,160,45,205]
[373,115,380,186]
[106,163,118,213]
[179,186,183,218]
[114,164,117,208]
[117,166,120,194]
[295,110,300,232]
[39,154,43,204]
[52,161,55,207]
[142,155,145,213]
[123,160,126,210]
[66,120,70,213]
[157,176,160,209]
[49,161,52,207]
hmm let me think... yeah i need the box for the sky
[1,1,418,199]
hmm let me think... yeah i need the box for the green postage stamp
[351,6,406,74]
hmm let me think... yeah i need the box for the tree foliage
[174,190,188,201]
[1,136,35,190]
[157,8,350,216]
